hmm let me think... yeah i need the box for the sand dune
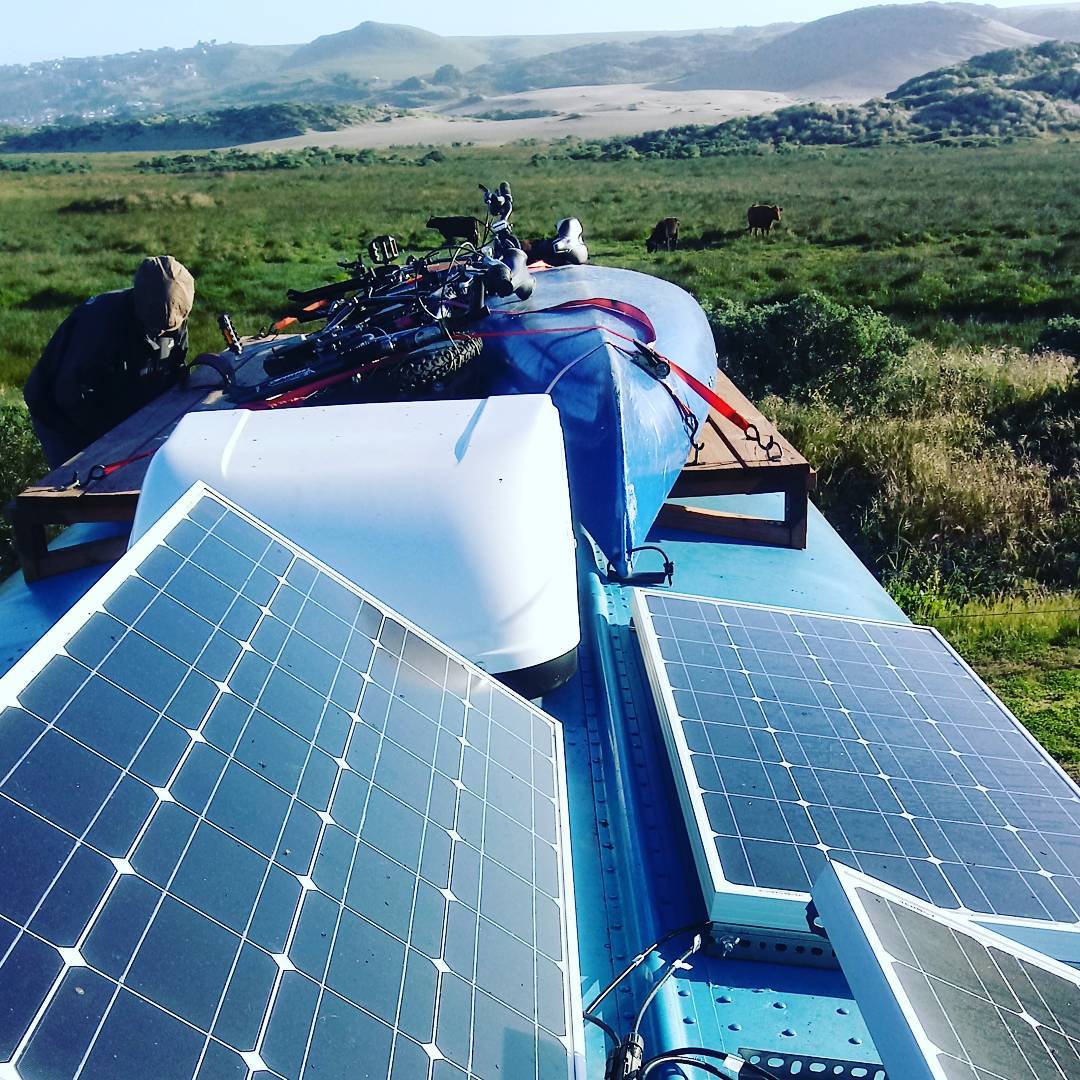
[241,84,820,151]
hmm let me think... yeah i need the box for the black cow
[426,215,482,247]
[747,204,782,236]
[646,217,680,253]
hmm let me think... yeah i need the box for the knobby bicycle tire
[383,334,483,394]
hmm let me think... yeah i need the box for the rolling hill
[0,22,752,126]
[999,1,1080,37]
[669,4,1044,97]
[579,39,1080,157]
[281,23,488,79]
[3,4,1080,130]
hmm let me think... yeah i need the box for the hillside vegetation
[578,40,1080,157]
[13,37,1080,158]
[0,104,376,153]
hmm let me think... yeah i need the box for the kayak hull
[481,265,716,575]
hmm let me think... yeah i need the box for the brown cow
[747,204,782,236]
[646,218,680,253]
[426,215,482,247]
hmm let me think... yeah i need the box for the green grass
[0,139,1077,770]
[915,595,1080,779]
[2,140,1080,391]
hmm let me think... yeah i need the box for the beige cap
[133,255,195,334]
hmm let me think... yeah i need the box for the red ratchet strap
[471,297,657,345]
[665,359,750,432]
[241,354,393,411]
[534,298,658,343]
[86,449,156,481]
[490,295,656,341]
[473,295,778,453]
[57,448,157,492]
[664,355,783,461]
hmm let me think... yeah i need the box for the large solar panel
[814,861,1080,1080]
[632,590,1080,953]
[0,482,584,1080]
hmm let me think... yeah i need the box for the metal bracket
[739,1048,887,1079]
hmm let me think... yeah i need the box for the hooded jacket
[24,258,193,458]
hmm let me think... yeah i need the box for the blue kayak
[480,264,717,577]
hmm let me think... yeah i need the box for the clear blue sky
[0,0,1053,64]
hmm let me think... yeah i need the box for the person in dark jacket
[23,255,196,468]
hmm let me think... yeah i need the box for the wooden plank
[7,504,49,583]
[10,341,269,580]
[657,502,796,547]
[31,378,230,494]
[785,484,809,549]
[672,462,811,500]
[24,534,131,583]
[681,370,809,474]
[14,490,140,524]
[665,370,816,549]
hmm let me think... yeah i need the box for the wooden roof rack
[659,368,816,548]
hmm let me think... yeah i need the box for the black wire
[638,1056,727,1079]
[641,1048,784,1080]
[582,1011,620,1047]
[584,921,709,1014]
[631,936,703,1039]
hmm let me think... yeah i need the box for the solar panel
[0,482,584,1080]
[814,861,1080,1080]
[632,590,1080,953]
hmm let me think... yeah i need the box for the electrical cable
[584,921,710,1015]
[631,935,704,1040]
[638,1056,727,1079]
[582,1011,620,1048]
[544,342,612,394]
[639,1047,784,1080]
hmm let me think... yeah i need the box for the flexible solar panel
[814,861,1080,1080]
[632,591,1080,952]
[0,482,584,1080]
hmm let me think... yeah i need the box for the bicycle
[220,181,545,409]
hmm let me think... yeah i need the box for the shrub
[0,404,46,579]
[1036,316,1080,357]
[768,396,1068,594]
[707,293,912,406]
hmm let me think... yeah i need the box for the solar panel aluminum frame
[630,589,1080,957]
[813,860,1080,1080]
[0,481,588,1080]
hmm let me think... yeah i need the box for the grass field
[0,139,1077,764]
[3,140,1080,387]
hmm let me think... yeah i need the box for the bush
[2,104,372,153]
[707,293,913,406]
[1036,316,1080,357]
[0,405,46,579]
[768,396,1068,594]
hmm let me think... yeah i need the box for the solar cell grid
[815,862,1080,1080]
[0,484,582,1080]
[633,590,1080,939]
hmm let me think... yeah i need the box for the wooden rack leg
[7,506,49,583]
[784,483,809,549]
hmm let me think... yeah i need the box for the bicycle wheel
[384,334,483,394]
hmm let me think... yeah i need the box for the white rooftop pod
[131,396,580,694]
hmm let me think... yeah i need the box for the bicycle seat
[550,218,589,265]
